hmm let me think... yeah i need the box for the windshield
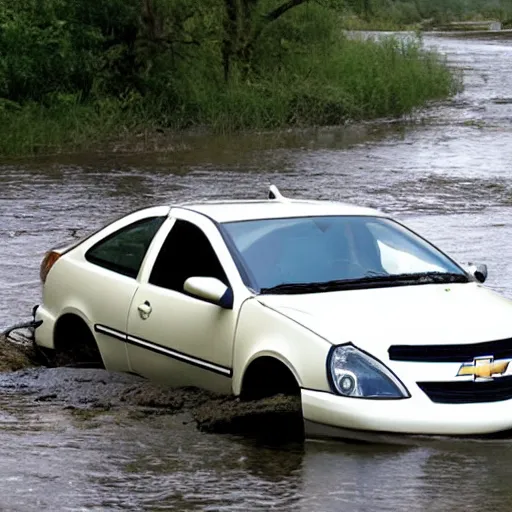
[222,216,467,293]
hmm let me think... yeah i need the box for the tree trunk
[222,0,309,82]
[362,0,372,21]
[237,0,258,79]
[222,0,238,82]
[141,0,159,43]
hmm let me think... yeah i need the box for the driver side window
[149,219,228,293]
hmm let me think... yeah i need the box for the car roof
[176,200,382,223]
[171,185,385,223]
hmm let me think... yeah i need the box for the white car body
[34,187,512,440]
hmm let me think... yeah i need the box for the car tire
[53,315,104,369]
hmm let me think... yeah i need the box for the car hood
[257,283,512,361]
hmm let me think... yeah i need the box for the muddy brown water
[1,32,512,510]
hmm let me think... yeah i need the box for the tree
[221,0,311,81]
[343,0,372,19]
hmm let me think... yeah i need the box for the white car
[34,186,512,440]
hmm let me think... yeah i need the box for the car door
[125,212,244,394]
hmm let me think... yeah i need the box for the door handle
[137,301,152,320]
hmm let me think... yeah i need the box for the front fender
[232,299,332,396]
[238,347,303,392]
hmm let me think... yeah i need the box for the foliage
[343,0,512,28]
[0,95,142,156]
[0,0,461,155]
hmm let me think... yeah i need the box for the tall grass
[0,0,461,158]
[146,35,461,132]
[0,97,148,157]
[0,35,459,156]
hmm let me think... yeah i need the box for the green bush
[0,0,461,156]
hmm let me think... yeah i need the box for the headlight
[328,344,409,399]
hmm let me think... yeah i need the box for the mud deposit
[0,335,39,372]
[0,336,302,440]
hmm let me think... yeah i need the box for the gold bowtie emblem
[457,357,510,380]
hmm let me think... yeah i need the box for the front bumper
[302,389,512,437]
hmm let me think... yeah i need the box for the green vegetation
[341,0,512,30]
[0,0,461,156]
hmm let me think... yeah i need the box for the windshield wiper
[391,272,469,284]
[259,272,469,295]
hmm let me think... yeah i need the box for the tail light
[40,251,61,283]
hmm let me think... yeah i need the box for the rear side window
[86,217,165,278]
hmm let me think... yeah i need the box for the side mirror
[465,263,488,284]
[184,277,234,309]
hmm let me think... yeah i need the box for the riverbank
[0,35,458,158]
[0,334,303,439]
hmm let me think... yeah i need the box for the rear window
[86,217,165,278]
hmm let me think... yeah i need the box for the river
[0,33,512,511]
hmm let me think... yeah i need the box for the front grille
[418,376,512,404]
[389,337,512,363]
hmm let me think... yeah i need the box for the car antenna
[268,185,287,201]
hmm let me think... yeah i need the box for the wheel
[54,316,104,368]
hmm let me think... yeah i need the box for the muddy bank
[120,381,302,436]
[0,336,303,440]
[0,335,40,372]
[13,368,302,439]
